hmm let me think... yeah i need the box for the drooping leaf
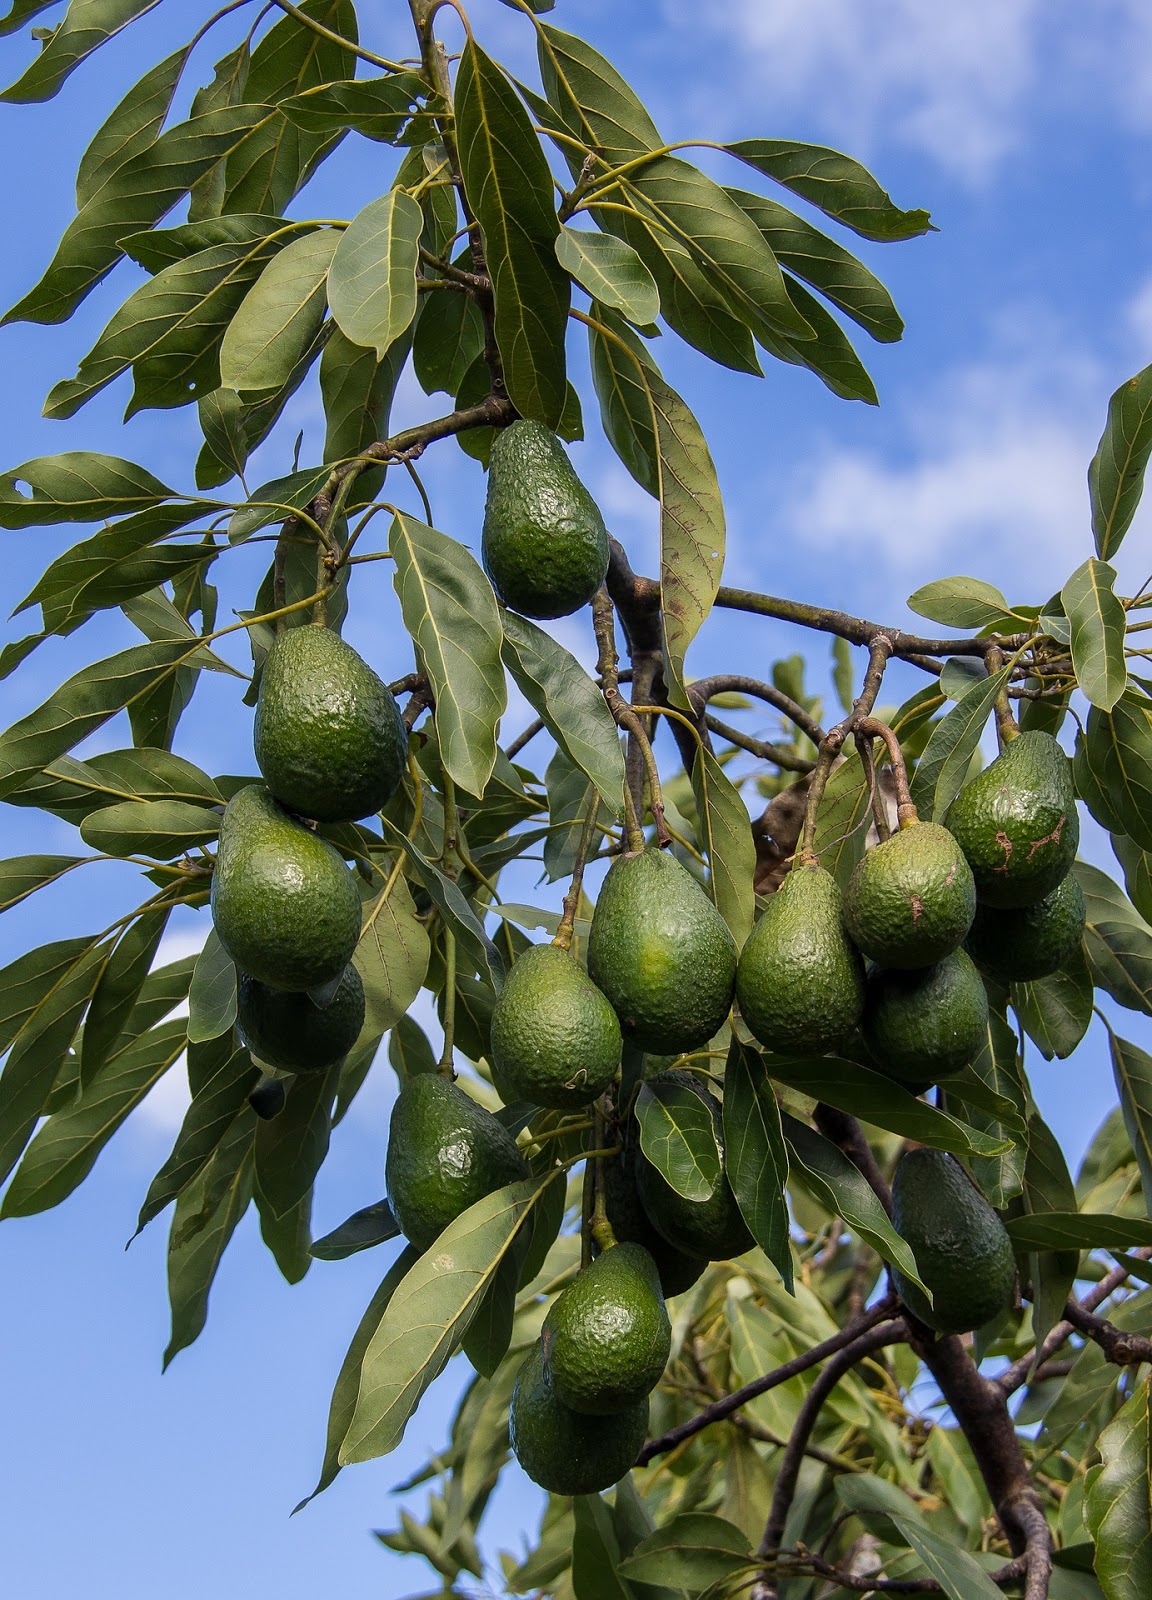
[79,905,169,1086]
[186,929,237,1045]
[723,1040,793,1288]
[412,274,484,397]
[724,139,934,242]
[1085,1377,1152,1600]
[219,227,338,393]
[811,749,873,888]
[253,1068,335,1220]
[1062,558,1127,712]
[353,873,430,1039]
[1083,694,1152,852]
[961,1008,1028,1208]
[460,1248,520,1379]
[377,820,505,994]
[1110,1032,1152,1202]
[572,1493,635,1600]
[587,306,659,497]
[257,1184,312,1284]
[908,665,1011,820]
[635,1078,722,1202]
[310,1200,400,1262]
[1,0,161,105]
[690,744,756,946]
[1012,949,1093,1060]
[556,225,660,327]
[755,270,879,404]
[328,190,421,358]
[1090,362,1152,559]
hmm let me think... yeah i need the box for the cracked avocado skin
[891,1148,1016,1335]
[587,847,737,1055]
[385,1074,529,1253]
[510,1339,648,1495]
[966,872,1086,983]
[236,963,364,1073]
[481,419,609,619]
[254,624,407,823]
[946,730,1079,908]
[490,943,621,1110]
[842,821,976,970]
[635,1072,754,1260]
[210,784,361,992]
[863,947,988,1087]
[737,860,864,1054]
[543,1242,671,1415]
[598,1145,707,1296]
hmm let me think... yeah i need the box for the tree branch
[688,674,824,746]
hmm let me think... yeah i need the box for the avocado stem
[592,587,668,850]
[856,717,917,823]
[554,796,600,952]
[986,646,1021,745]
[589,1103,618,1254]
[437,929,457,1077]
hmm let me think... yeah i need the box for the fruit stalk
[591,588,668,849]
[553,797,600,953]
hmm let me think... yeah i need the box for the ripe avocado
[966,871,1086,982]
[842,821,976,970]
[490,943,621,1110]
[863,948,988,1086]
[481,419,609,619]
[510,1339,648,1495]
[946,730,1079,908]
[385,1073,529,1253]
[236,963,364,1072]
[634,1071,754,1260]
[598,1145,708,1296]
[736,859,864,1054]
[210,784,361,993]
[254,624,407,823]
[587,848,737,1056]
[891,1147,1016,1335]
[542,1242,671,1415]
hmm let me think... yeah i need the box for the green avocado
[945,730,1079,908]
[635,1071,754,1260]
[598,1146,708,1296]
[842,821,976,970]
[863,948,988,1087]
[385,1073,529,1253]
[587,848,737,1056]
[490,943,621,1110]
[510,1339,648,1495]
[211,784,361,993]
[236,963,364,1072]
[542,1242,671,1415]
[966,872,1086,983]
[737,859,864,1055]
[254,624,407,823]
[481,419,609,619]
[891,1147,1017,1335]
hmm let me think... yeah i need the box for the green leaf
[280,71,431,143]
[80,798,222,859]
[228,463,331,542]
[79,905,169,1086]
[389,512,505,799]
[455,39,569,427]
[1012,949,1093,1060]
[1017,1111,1080,1347]
[811,749,872,888]
[187,929,237,1045]
[353,873,430,1039]
[891,1517,1006,1600]
[1085,1377,1152,1600]
[756,273,879,404]
[636,1078,722,1201]
[328,190,421,359]
[0,855,87,916]
[1006,1212,1152,1250]
[500,610,625,814]
[723,1040,793,1289]
[690,744,756,946]
[618,1513,751,1590]
[1115,834,1152,922]
[387,1013,438,1081]
[1,0,160,104]
[75,42,189,207]
[1083,694,1152,852]
[1063,558,1127,711]
[907,575,1014,630]
[461,1248,520,1378]
[0,451,173,526]
[320,322,411,488]
[960,1009,1028,1208]
[908,665,1011,820]
[412,274,484,397]
[7,744,221,825]
[537,24,661,168]
[340,1176,555,1463]
[724,139,934,241]
[1090,363,1152,559]
[257,1184,312,1284]
[310,1200,399,1261]
[253,1067,334,1219]
[377,819,505,994]
[1083,904,1152,1017]
[218,227,337,393]
[1110,1033,1152,1203]
[556,226,659,326]
[572,1494,635,1600]
[0,3,61,39]
[587,306,659,497]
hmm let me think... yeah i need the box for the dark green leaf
[280,71,431,143]
[723,1040,793,1288]
[636,1078,722,1201]
[412,276,484,397]
[537,23,661,168]
[353,873,430,1039]
[756,271,879,404]
[0,855,86,916]
[227,463,331,542]
[618,1513,751,1590]
[572,1493,634,1600]
[256,1184,312,1283]
[1111,1032,1152,1203]
[0,451,173,526]
[75,42,189,206]
[311,1200,399,1261]
[891,1518,1005,1600]
[961,1009,1028,1208]
[1,0,159,104]
[556,225,659,326]
[811,749,872,888]
[187,929,237,1045]
[80,905,169,1086]
[1012,948,1093,1060]
[80,798,222,859]
[1063,558,1127,712]
[329,191,421,358]
[378,819,505,994]
[387,1014,438,1081]
[218,227,337,392]
[253,1067,334,1219]
[587,306,658,497]
[321,322,411,491]
[908,665,1011,820]
[1085,1377,1152,1600]
[460,1248,520,1378]
[690,745,756,945]
[18,506,208,630]
[1007,1212,1152,1249]
[724,140,934,241]
[1090,362,1152,559]
[0,2,61,39]
[1084,694,1152,852]
[6,744,221,825]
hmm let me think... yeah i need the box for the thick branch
[996,1252,1152,1395]
[1062,1298,1152,1366]
[688,673,824,746]
[705,714,816,773]
[779,1550,1028,1594]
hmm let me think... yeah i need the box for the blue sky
[1,2,1151,1595]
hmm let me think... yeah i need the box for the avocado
[587,848,737,1056]
[863,948,988,1086]
[891,1147,1016,1335]
[842,821,976,970]
[510,1339,648,1495]
[211,784,361,992]
[598,1146,708,1296]
[254,624,407,823]
[236,963,364,1072]
[542,1242,671,1415]
[945,730,1079,908]
[635,1071,754,1260]
[490,943,621,1110]
[966,872,1086,983]
[481,419,609,619]
[385,1073,530,1253]
[736,859,864,1055]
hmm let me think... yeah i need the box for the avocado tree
[2,3,1152,1597]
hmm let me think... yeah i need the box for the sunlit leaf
[1090,362,1152,559]
[328,190,421,359]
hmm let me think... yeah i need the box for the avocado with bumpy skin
[211,784,361,993]
[635,1071,754,1261]
[945,730,1079,908]
[863,948,988,1087]
[510,1339,648,1495]
[481,420,609,619]
[842,821,976,970]
[543,1242,671,1415]
[254,624,407,823]
[891,1147,1016,1335]
[385,1073,529,1253]
[598,1145,708,1296]
[966,872,1086,982]
[236,963,364,1073]
[737,859,864,1055]
[490,943,621,1110]
[588,848,737,1056]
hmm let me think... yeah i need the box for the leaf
[688,745,756,946]
[340,1176,555,1463]
[1012,949,1093,1060]
[1,0,160,104]
[723,1040,793,1289]
[253,1067,334,1219]
[1090,363,1152,559]
[572,1494,634,1600]
[1063,558,1127,711]
[1084,694,1152,852]
[311,1200,399,1261]
[328,190,421,358]
[537,24,661,168]
[0,2,61,39]
[1111,1033,1152,1203]
[907,576,1014,630]
[228,463,331,542]
[1085,1377,1152,1600]
[460,1248,520,1378]
[961,1009,1028,1208]
[455,39,569,427]
[891,1518,1006,1600]
[163,1110,254,1367]
[257,1184,312,1283]
[80,798,222,860]
[75,42,189,207]
[79,905,169,1086]
[219,227,337,392]
[1006,1212,1152,1250]
[908,665,1011,820]
[378,818,505,994]
[1083,909,1152,1017]
[587,307,659,497]
[8,744,221,825]
[280,71,431,143]
[186,929,237,1045]
[556,226,659,326]
[0,854,86,916]
[0,451,173,526]
[618,1513,751,1590]
[724,139,934,241]
[387,1013,438,1081]
[500,610,625,814]
[636,1078,722,1201]
[353,874,430,1039]
[389,512,505,799]
[412,275,484,397]
[756,272,879,404]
